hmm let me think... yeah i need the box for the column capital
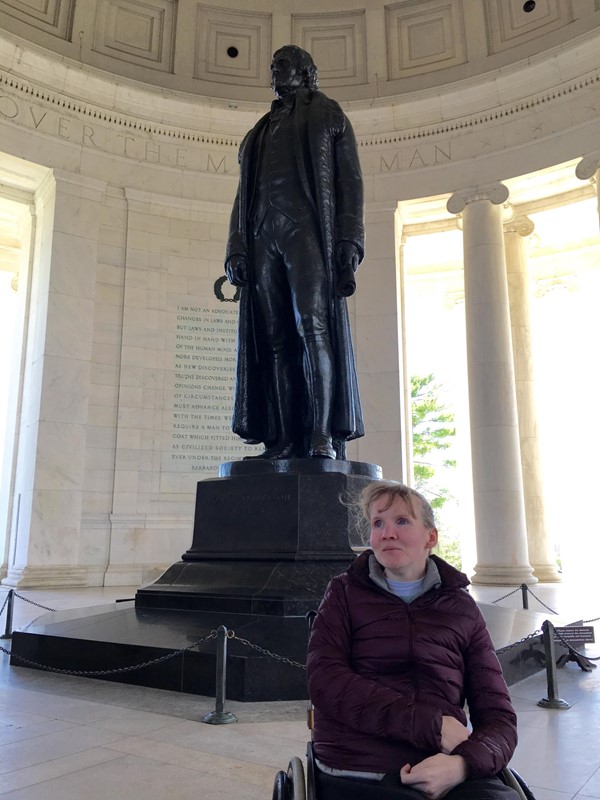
[446,182,509,215]
[575,153,600,181]
[364,199,400,224]
[504,215,535,237]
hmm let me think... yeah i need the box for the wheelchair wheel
[305,741,317,800]
[287,756,306,800]
[272,770,287,800]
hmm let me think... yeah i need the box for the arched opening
[0,190,34,571]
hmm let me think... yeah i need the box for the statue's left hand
[335,242,359,273]
[225,255,248,287]
[335,242,359,297]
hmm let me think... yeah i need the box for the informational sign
[553,625,595,645]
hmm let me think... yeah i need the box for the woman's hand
[440,715,470,754]
[400,754,467,799]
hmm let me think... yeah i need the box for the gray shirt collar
[368,554,442,600]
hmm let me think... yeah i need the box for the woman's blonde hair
[360,481,436,530]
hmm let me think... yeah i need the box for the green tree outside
[411,374,461,568]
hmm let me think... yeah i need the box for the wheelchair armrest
[500,766,537,799]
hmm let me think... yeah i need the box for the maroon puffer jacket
[307,551,517,778]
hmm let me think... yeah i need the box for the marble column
[504,215,560,582]
[397,230,414,485]
[2,171,106,588]
[447,184,535,585]
[353,200,405,480]
[575,154,600,229]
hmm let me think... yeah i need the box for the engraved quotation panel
[93,0,176,71]
[484,0,573,54]
[291,10,367,87]
[386,0,467,79]
[0,0,74,38]
[164,300,254,475]
[195,4,271,85]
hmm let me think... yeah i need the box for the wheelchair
[273,741,536,800]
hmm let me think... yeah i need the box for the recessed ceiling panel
[291,10,367,86]
[386,0,466,79]
[0,0,74,39]
[93,0,176,70]
[195,5,271,85]
[485,0,573,54]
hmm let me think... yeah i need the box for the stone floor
[0,579,599,799]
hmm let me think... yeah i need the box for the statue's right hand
[225,255,248,287]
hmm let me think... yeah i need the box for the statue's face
[270,49,304,96]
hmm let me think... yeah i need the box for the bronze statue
[225,45,365,460]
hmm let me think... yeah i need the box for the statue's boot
[304,333,336,459]
[252,442,297,459]
[244,354,297,459]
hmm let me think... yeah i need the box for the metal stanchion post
[521,584,529,610]
[1,590,14,640]
[538,620,570,709]
[202,625,238,724]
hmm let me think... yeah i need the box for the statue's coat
[226,89,365,447]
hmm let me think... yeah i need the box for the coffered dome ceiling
[0,0,598,103]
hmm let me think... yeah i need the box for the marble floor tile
[0,753,269,800]
[140,719,308,768]
[0,747,125,796]
[0,714,76,746]
[0,725,129,774]
[1,689,171,732]
[7,695,182,735]
[526,789,574,800]
[105,735,279,787]
[577,766,600,798]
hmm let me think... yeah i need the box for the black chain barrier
[522,587,558,615]
[491,587,522,604]
[494,629,543,656]
[0,630,543,667]
[0,592,9,617]
[1,589,598,688]
[12,591,56,612]
[490,584,558,615]
[231,632,306,670]
[1,630,218,675]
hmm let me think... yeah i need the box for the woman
[306,481,519,799]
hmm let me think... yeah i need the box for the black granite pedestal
[136,458,381,615]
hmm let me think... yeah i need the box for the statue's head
[271,45,319,96]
